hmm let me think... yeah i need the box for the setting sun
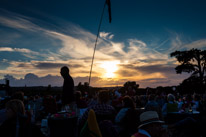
[100,61,120,78]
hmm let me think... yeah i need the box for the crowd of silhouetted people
[0,87,206,137]
[1,67,206,137]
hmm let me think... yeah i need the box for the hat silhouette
[138,111,164,128]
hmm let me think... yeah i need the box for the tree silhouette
[122,81,139,95]
[171,48,206,93]
[123,81,139,90]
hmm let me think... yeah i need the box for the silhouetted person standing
[60,66,75,105]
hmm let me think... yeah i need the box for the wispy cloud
[0,47,37,54]
[184,39,206,50]
[126,39,170,64]
[167,33,183,53]
[0,9,204,87]
[0,12,42,32]
[0,9,171,65]
[100,32,114,40]
[167,33,206,53]
[0,47,14,52]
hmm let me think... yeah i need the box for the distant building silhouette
[0,79,10,97]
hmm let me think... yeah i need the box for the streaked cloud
[167,33,206,53]
[0,9,204,87]
[100,32,114,40]
[184,39,206,50]
[0,9,44,32]
[0,47,39,54]
[0,47,39,59]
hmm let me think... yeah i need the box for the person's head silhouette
[60,66,69,78]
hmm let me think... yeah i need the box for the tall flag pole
[88,0,112,86]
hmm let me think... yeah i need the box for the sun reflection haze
[100,60,120,78]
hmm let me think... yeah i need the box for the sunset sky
[0,0,206,88]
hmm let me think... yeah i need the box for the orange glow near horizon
[100,60,120,78]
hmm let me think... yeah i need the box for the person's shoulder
[118,108,129,113]
[68,74,73,79]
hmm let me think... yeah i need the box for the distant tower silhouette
[5,79,11,96]
[6,79,9,87]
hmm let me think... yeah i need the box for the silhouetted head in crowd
[186,94,193,102]
[6,99,25,119]
[148,94,155,101]
[122,95,135,109]
[167,94,175,102]
[60,66,70,78]
[75,91,82,100]
[98,90,110,104]
[137,111,165,137]
[11,91,24,102]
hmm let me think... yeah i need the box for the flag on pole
[106,0,112,23]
